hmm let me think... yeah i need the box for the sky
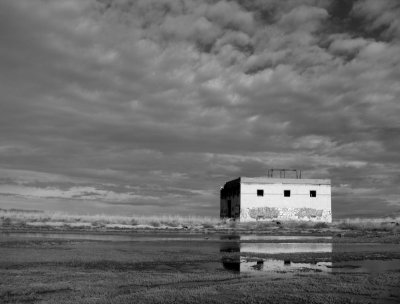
[0,0,399,218]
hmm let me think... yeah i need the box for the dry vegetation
[0,208,399,232]
[0,208,221,230]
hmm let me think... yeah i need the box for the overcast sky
[0,0,399,218]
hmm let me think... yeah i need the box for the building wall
[240,180,331,222]
[220,178,240,219]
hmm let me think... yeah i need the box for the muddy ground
[0,229,399,303]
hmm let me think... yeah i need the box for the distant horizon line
[1,207,398,220]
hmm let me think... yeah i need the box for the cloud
[0,0,399,217]
[329,36,369,54]
[278,5,329,33]
[352,0,400,40]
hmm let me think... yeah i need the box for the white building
[220,174,332,222]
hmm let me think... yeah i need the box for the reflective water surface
[222,257,333,274]
[219,240,400,275]
[2,231,399,275]
[221,257,400,274]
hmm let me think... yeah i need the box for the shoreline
[1,226,399,244]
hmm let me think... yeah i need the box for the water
[219,239,400,275]
[221,258,400,274]
[2,231,399,275]
[222,258,333,274]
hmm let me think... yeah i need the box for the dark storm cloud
[0,0,399,218]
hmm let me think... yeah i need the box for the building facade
[220,176,332,222]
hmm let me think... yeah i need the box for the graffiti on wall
[295,208,323,218]
[243,206,330,221]
[248,207,279,219]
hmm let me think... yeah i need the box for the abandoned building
[220,169,332,222]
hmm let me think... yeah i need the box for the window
[257,189,264,196]
[310,190,316,197]
[284,190,290,197]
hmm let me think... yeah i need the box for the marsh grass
[0,209,221,229]
[1,208,399,231]
[335,217,400,231]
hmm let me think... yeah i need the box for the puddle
[2,232,399,275]
[222,257,332,274]
[220,242,332,253]
[220,242,400,275]
[329,260,400,273]
[221,257,400,274]
[221,241,334,275]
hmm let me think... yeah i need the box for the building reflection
[220,236,333,274]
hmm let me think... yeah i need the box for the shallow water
[2,231,400,275]
[222,257,400,274]
[220,240,400,274]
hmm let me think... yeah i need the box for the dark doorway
[227,200,232,218]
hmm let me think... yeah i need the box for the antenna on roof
[267,169,302,179]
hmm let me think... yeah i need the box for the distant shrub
[202,223,215,229]
[130,218,138,226]
[91,221,105,228]
[161,220,180,227]
[337,222,357,230]
[296,221,314,229]
[2,218,11,226]
[279,221,313,229]
[237,222,255,230]
[228,221,237,228]
[313,222,329,229]
[149,221,161,227]
[255,221,276,229]
[335,218,400,231]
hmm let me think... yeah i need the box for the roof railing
[267,169,302,179]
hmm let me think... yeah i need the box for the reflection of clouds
[220,240,333,274]
[221,240,400,275]
[239,259,332,274]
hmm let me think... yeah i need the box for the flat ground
[1,230,400,304]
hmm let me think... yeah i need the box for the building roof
[240,177,330,185]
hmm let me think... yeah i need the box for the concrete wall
[220,178,240,219]
[240,178,331,222]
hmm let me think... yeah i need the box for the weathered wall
[220,178,240,219]
[240,180,331,222]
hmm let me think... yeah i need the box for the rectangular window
[284,190,291,197]
[310,190,316,197]
[257,189,264,196]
